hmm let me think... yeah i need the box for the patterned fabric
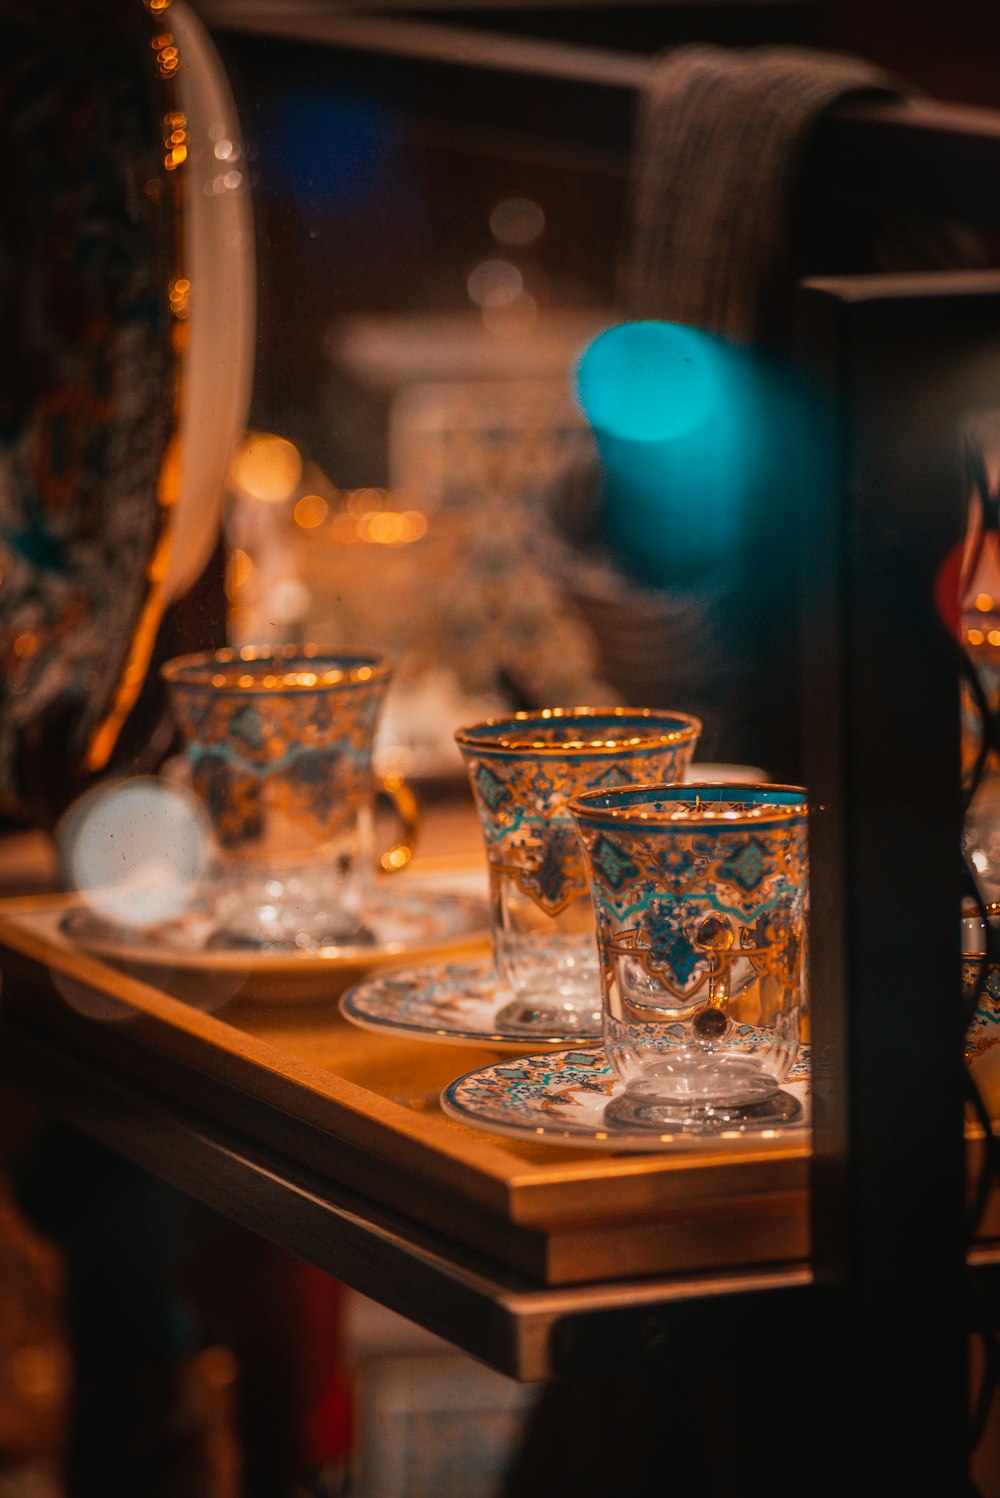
[0,0,184,819]
[620,43,983,348]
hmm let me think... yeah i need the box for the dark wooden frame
[796,269,1000,1494]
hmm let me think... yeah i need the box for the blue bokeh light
[256,83,404,216]
[574,321,760,585]
[576,320,723,443]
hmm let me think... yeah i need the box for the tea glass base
[493,996,602,1038]
[605,1087,801,1135]
[604,1054,800,1135]
[208,872,373,950]
[493,929,602,1036]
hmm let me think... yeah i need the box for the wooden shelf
[0,844,996,1381]
[0,858,822,1379]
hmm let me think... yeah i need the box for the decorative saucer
[441,1044,811,1152]
[340,955,596,1048]
[59,883,489,1005]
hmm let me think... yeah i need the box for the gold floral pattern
[163,648,391,852]
[456,709,700,917]
[572,786,808,1006]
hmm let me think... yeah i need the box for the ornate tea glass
[162,646,407,948]
[570,782,809,1133]
[454,708,701,1036]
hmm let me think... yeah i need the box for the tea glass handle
[375,769,420,873]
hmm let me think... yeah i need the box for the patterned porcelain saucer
[340,955,597,1048]
[60,885,489,1005]
[441,1043,812,1152]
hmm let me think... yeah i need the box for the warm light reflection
[57,778,210,929]
[976,593,995,612]
[204,171,243,197]
[489,196,545,246]
[356,507,428,546]
[225,548,254,600]
[168,276,190,319]
[269,579,312,624]
[162,109,187,168]
[232,433,303,503]
[467,258,523,310]
[152,33,180,79]
[168,650,384,692]
[308,490,429,546]
[293,493,329,529]
[348,486,386,515]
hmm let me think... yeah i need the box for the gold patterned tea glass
[570,782,808,1133]
[162,646,414,948]
[454,708,701,1036]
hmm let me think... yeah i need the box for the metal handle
[375,769,419,874]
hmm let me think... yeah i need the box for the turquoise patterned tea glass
[454,708,701,1036]
[162,646,412,948]
[569,782,809,1133]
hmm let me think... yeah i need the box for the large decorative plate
[0,0,252,824]
[165,1,254,605]
[441,1044,811,1152]
[340,955,594,1048]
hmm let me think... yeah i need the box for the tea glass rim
[161,645,393,695]
[568,780,809,827]
[454,706,702,756]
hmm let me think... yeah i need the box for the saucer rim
[340,955,595,1049]
[58,889,489,981]
[440,1048,812,1153]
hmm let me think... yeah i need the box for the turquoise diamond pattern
[657,843,702,884]
[228,703,267,753]
[475,763,512,814]
[719,837,768,892]
[591,762,640,790]
[639,901,703,986]
[590,833,639,892]
[519,824,581,913]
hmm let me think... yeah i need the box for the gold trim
[569,782,809,826]
[161,644,394,693]
[455,706,702,756]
